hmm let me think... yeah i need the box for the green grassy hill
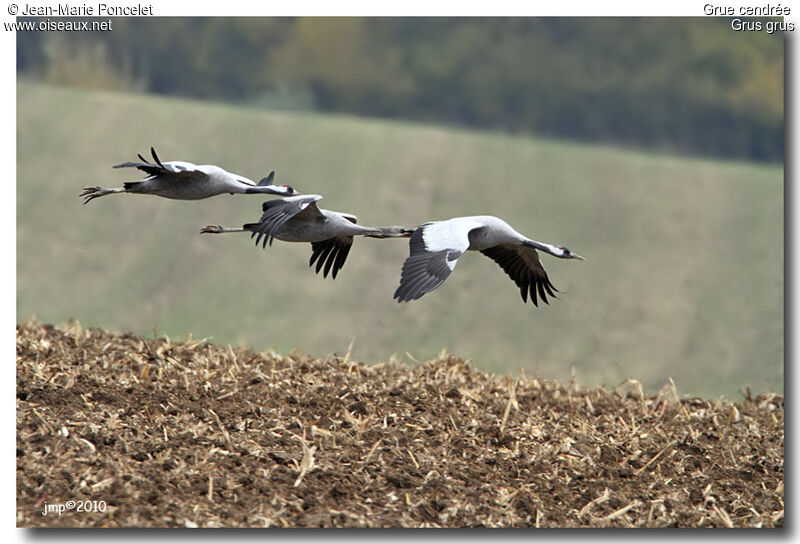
[17,82,783,397]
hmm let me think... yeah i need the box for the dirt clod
[16,320,783,528]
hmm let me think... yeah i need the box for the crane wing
[229,171,276,189]
[308,236,354,279]
[393,220,476,302]
[251,195,324,247]
[480,245,558,306]
[114,160,205,179]
[113,147,206,181]
[339,213,358,224]
[257,171,275,187]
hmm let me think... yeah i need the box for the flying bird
[393,215,583,305]
[201,194,412,279]
[81,147,298,204]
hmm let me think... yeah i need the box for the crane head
[556,246,585,260]
[256,172,299,196]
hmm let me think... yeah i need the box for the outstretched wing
[113,147,204,180]
[308,236,354,279]
[339,212,358,224]
[393,219,479,302]
[251,194,324,247]
[257,171,275,187]
[480,245,558,306]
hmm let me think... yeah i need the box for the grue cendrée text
[81,147,298,204]
[393,215,583,305]
[201,195,412,279]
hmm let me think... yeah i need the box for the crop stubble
[16,321,783,528]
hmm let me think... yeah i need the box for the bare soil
[16,321,784,528]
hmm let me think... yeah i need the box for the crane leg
[79,186,125,205]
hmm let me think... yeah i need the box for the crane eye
[284,185,295,193]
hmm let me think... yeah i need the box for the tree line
[17,17,784,161]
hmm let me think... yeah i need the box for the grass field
[16,82,783,398]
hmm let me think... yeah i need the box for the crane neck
[364,226,415,238]
[244,185,287,195]
[523,239,561,256]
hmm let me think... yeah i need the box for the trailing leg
[79,186,126,205]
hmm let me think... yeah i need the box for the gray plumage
[201,195,412,279]
[81,147,298,204]
[394,215,583,305]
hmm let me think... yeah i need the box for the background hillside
[17,82,783,398]
[17,17,784,161]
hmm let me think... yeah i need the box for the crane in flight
[393,215,583,305]
[81,147,298,204]
[201,194,412,279]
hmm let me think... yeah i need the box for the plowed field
[16,321,784,528]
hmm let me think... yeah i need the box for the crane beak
[571,253,585,261]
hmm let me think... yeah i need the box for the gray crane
[201,195,412,279]
[393,215,583,305]
[81,147,298,204]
